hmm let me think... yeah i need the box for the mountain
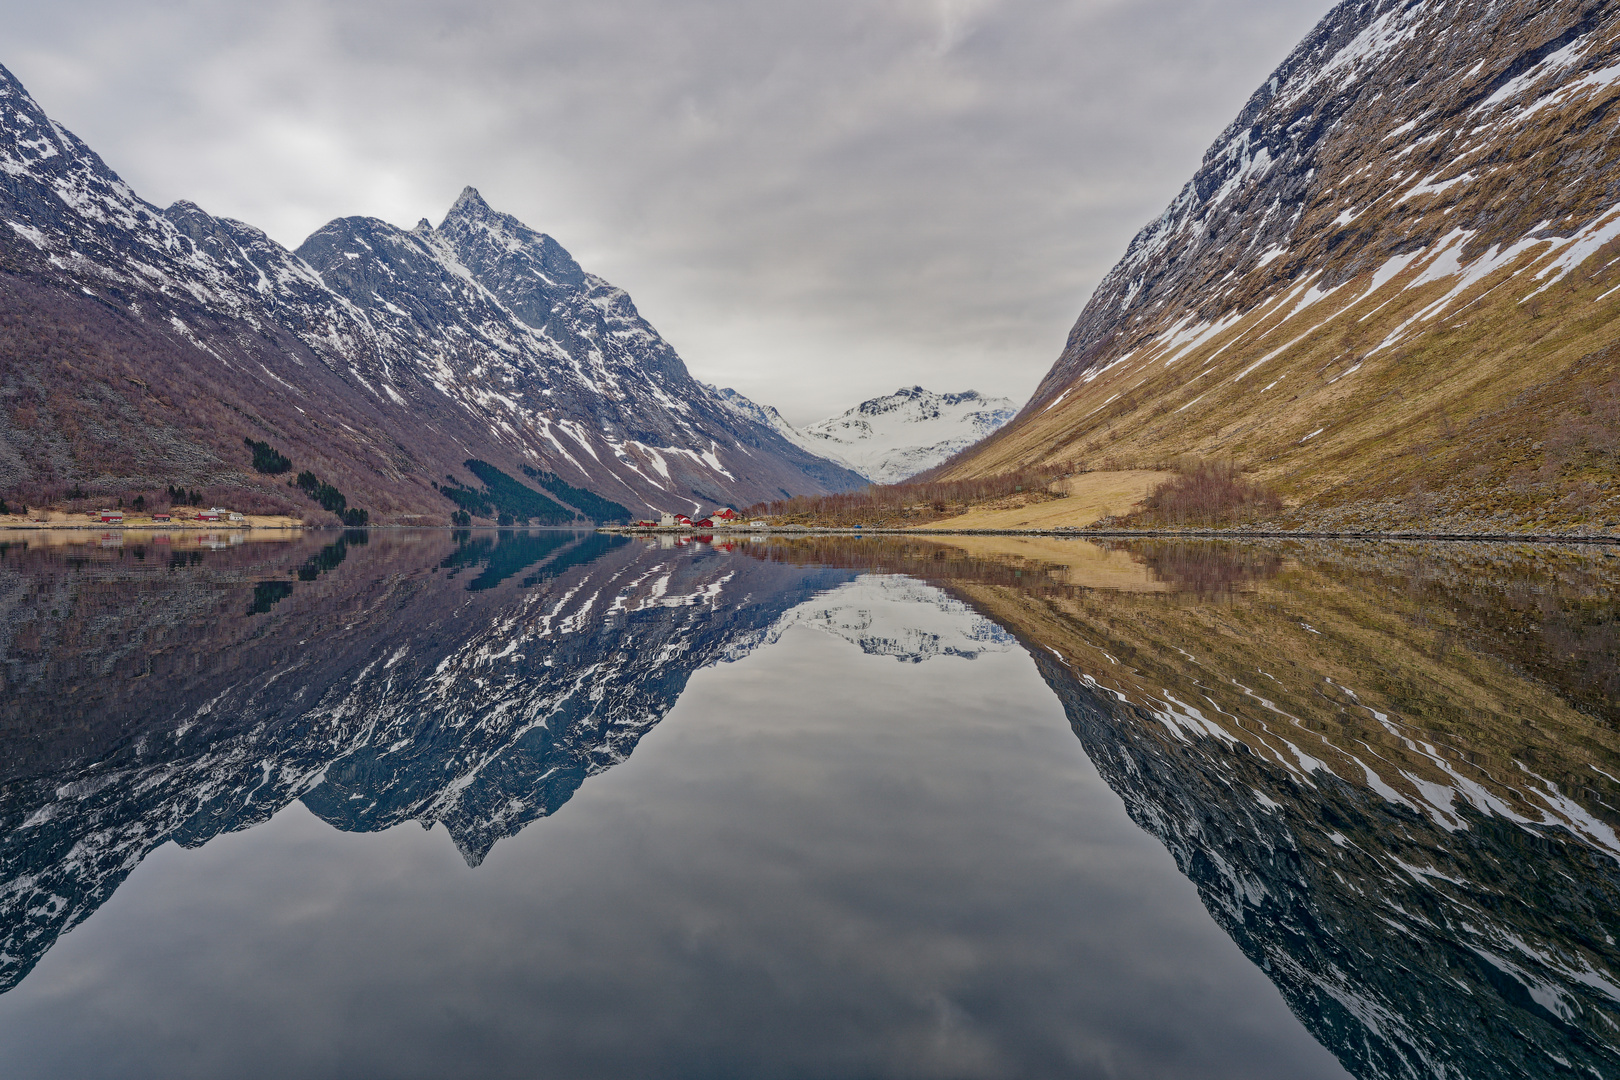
[944,0,1620,532]
[706,383,859,472]
[719,386,1017,486]
[0,64,864,523]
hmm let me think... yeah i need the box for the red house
[98,509,124,524]
[674,514,693,526]
[712,508,739,521]
[695,518,715,529]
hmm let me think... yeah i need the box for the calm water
[0,529,1616,1078]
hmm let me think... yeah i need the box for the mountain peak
[446,185,492,220]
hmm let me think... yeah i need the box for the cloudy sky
[4,0,1333,424]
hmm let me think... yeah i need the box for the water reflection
[758,536,1620,1079]
[0,529,855,990]
[0,530,1616,1078]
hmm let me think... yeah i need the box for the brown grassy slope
[909,470,1165,530]
[943,239,1620,530]
[939,1,1620,531]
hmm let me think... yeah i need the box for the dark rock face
[0,66,863,519]
[0,532,855,992]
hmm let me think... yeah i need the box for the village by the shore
[0,507,304,530]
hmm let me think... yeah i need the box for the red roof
[696,518,715,528]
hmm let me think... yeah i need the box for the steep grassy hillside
[944,0,1620,533]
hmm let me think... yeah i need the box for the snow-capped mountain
[776,387,1017,485]
[706,383,858,471]
[0,64,864,521]
[947,0,1620,527]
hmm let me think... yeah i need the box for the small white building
[659,512,676,527]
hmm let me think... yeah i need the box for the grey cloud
[4,0,1333,422]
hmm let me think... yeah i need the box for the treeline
[239,435,372,525]
[435,459,629,525]
[745,463,1081,527]
[294,470,369,526]
[244,438,291,475]
[522,465,631,523]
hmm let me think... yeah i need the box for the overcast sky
[3,0,1334,424]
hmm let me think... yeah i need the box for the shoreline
[0,522,303,532]
[599,525,1620,545]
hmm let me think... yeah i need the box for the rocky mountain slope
[945,0,1620,532]
[0,64,863,523]
[717,385,1015,485]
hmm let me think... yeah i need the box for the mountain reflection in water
[0,529,1616,1078]
[766,535,1620,1080]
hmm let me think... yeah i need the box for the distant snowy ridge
[801,387,1016,484]
[705,384,859,472]
[709,384,1016,485]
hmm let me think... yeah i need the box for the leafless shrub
[1131,458,1282,526]
[744,463,1081,526]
